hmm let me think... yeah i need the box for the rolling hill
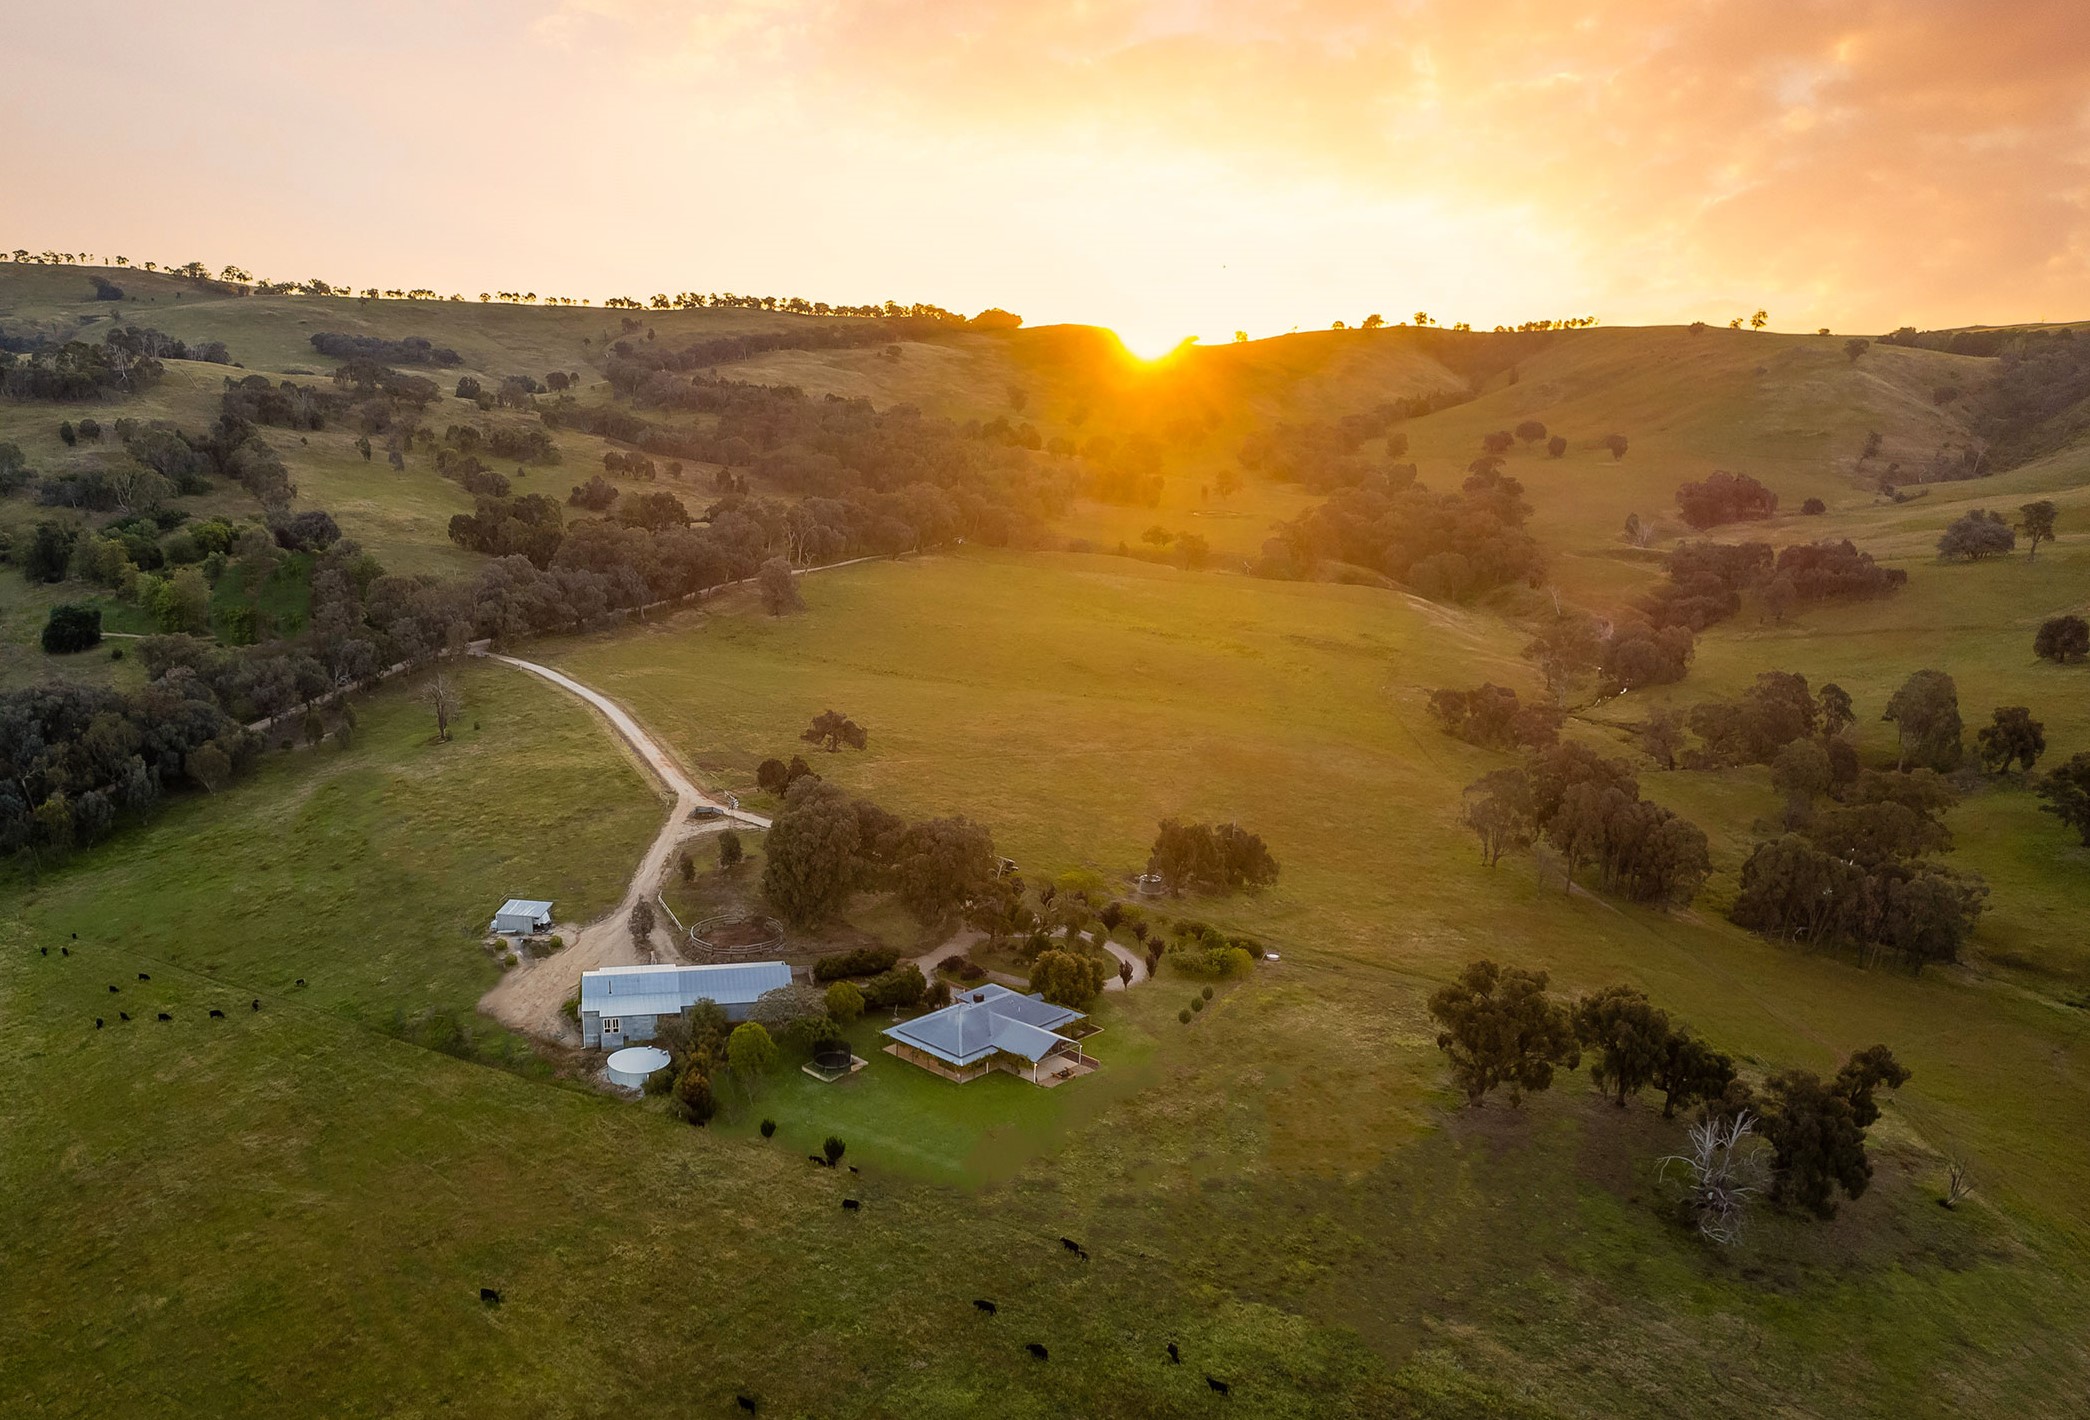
[6,261,2090,1417]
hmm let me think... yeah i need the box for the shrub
[1201,985,1215,1000]
[1166,922,1258,979]
[823,1135,846,1167]
[860,963,927,1009]
[728,1021,781,1084]
[41,603,102,654]
[1179,1009,1192,1024]
[812,946,902,982]
[760,1118,777,1138]
[675,1067,716,1126]
[774,1012,839,1061]
[825,980,865,1025]
[1029,949,1109,1009]
[1191,997,1205,1013]
[1938,509,2016,561]
[756,757,819,794]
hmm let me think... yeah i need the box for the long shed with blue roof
[580,961,793,1048]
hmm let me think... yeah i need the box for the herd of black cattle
[47,935,278,1028]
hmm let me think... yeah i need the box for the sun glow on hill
[1109,324,1194,362]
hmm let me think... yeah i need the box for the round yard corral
[605,1046,672,1091]
[689,912,787,962]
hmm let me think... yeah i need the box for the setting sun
[1111,325,1193,361]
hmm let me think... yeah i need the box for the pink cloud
[7,1,2088,332]
[560,0,2090,326]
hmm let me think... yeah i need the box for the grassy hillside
[9,265,2090,1415]
[10,563,2090,1416]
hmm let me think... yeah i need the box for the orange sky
[6,0,2089,345]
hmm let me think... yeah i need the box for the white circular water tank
[606,1046,672,1090]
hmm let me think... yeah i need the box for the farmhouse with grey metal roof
[882,983,1097,1085]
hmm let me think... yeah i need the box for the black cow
[848,1165,859,1174]
[1206,1377,1230,1397]
[95,1019,104,1030]
[841,1198,860,1211]
[1076,1247,1089,1262]
[480,1288,502,1305]
[1059,1236,1081,1253]
[735,1396,758,1414]
[119,1012,131,1022]
[808,1155,826,1165]
[252,999,262,1011]
[156,1013,172,1022]
[209,1009,225,1019]
[1026,1343,1049,1361]
[295,979,306,987]
[1167,1342,1180,1364]
[39,947,46,956]
[60,947,69,957]
[109,985,119,993]
[137,973,149,982]
[972,1299,997,1316]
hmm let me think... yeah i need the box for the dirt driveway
[477,655,768,1042]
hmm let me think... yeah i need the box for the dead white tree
[420,670,461,743]
[1943,1159,1974,1210]
[1660,1110,1770,1246]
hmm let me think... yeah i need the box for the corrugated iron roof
[497,899,554,916]
[883,983,1085,1066]
[579,961,792,1016]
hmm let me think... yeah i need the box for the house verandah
[882,1035,1100,1087]
[880,983,1102,1087]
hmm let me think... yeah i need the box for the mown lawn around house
[715,994,1166,1184]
